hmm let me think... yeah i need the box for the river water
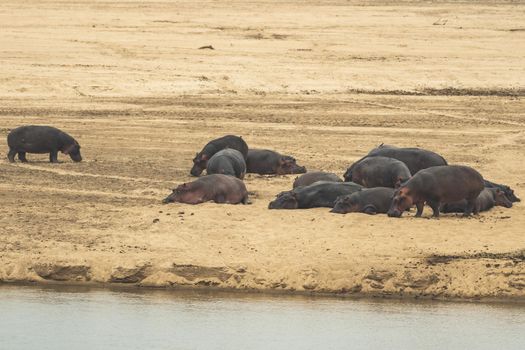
[1,285,524,350]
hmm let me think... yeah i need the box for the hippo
[7,125,82,163]
[343,156,411,188]
[441,187,513,213]
[247,149,306,175]
[483,179,520,203]
[163,174,248,205]
[348,144,447,176]
[292,171,342,188]
[331,187,395,215]
[268,181,362,209]
[206,149,246,179]
[387,165,484,218]
[191,135,248,176]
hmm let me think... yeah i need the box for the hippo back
[367,147,447,175]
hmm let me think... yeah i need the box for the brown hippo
[343,156,411,188]
[246,149,306,175]
[7,125,82,163]
[163,174,248,205]
[483,179,520,203]
[441,187,512,213]
[191,135,248,176]
[293,171,342,188]
[268,181,362,209]
[387,165,484,218]
[331,187,395,215]
[348,144,447,176]
[206,149,246,179]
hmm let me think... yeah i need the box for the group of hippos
[6,126,520,218]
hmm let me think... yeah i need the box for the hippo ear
[394,178,402,189]
[201,154,208,161]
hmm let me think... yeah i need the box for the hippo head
[502,186,520,203]
[277,156,306,175]
[63,142,82,162]
[330,195,357,214]
[493,188,513,208]
[268,191,299,209]
[162,183,192,204]
[190,153,208,176]
[387,187,414,218]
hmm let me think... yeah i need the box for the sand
[0,0,524,301]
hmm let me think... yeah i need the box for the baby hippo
[293,171,342,188]
[343,156,411,188]
[387,165,484,218]
[206,149,246,179]
[441,187,512,213]
[163,174,248,205]
[247,149,306,175]
[7,125,82,163]
[331,187,395,215]
[268,181,362,209]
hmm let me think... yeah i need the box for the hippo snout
[387,209,402,218]
[329,207,344,214]
[162,197,172,204]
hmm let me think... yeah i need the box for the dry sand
[0,0,524,300]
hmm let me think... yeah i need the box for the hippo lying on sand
[163,174,248,205]
[483,179,520,203]
[387,165,484,218]
[7,125,82,163]
[293,171,342,188]
[331,187,395,215]
[269,181,362,209]
[343,156,411,188]
[441,187,512,213]
[191,135,248,176]
[247,149,306,175]
[206,149,246,179]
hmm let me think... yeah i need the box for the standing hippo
[7,125,82,163]
[348,144,447,176]
[247,149,306,175]
[387,165,484,218]
[268,181,362,209]
[163,174,248,205]
[191,135,248,176]
[331,187,395,215]
[483,179,520,203]
[293,171,342,188]
[441,187,513,213]
[343,156,411,188]
[206,149,246,179]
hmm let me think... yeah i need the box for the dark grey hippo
[331,187,395,215]
[293,171,342,188]
[191,135,248,176]
[268,181,362,209]
[343,156,411,188]
[206,148,247,179]
[441,187,512,213]
[7,125,82,163]
[246,149,306,175]
[483,179,520,203]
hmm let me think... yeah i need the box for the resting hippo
[163,174,248,205]
[331,187,395,215]
[483,179,520,203]
[441,187,512,213]
[191,135,248,176]
[343,156,411,188]
[247,149,306,175]
[349,144,447,175]
[7,125,82,163]
[268,181,362,209]
[206,149,246,179]
[293,171,342,188]
[387,165,484,218]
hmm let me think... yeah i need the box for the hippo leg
[8,149,16,162]
[241,194,249,205]
[415,202,425,217]
[363,205,377,215]
[463,199,476,217]
[18,152,28,163]
[49,150,59,163]
[428,200,440,218]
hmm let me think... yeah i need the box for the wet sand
[0,0,524,300]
